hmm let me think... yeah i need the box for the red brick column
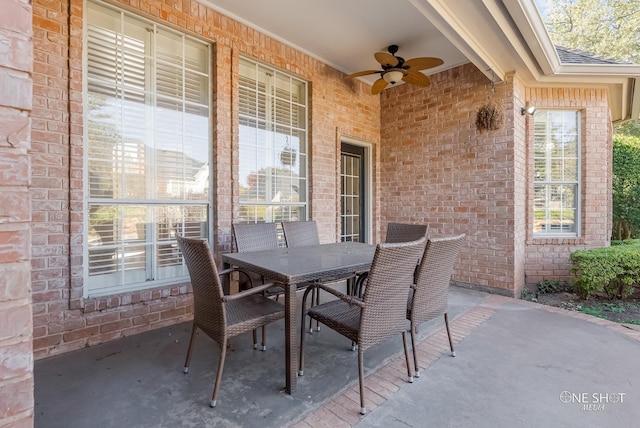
[0,0,34,426]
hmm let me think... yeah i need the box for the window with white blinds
[85,0,211,296]
[533,110,580,236]
[238,57,308,224]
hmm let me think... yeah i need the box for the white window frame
[533,109,581,237]
[237,57,308,225]
[83,0,212,297]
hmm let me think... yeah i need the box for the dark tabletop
[222,242,375,285]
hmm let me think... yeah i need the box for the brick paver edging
[290,294,504,428]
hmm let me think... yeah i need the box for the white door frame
[340,136,373,244]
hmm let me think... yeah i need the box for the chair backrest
[385,222,429,243]
[232,222,279,252]
[282,220,320,247]
[176,236,226,342]
[411,234,465,323]
[359,237,426,350]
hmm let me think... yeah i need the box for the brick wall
[0,0,34,426]
[380,65,521,293]
[29,0,614,358]
[524,87,612,286]
[380,69,612,294]
[31,0,380,358]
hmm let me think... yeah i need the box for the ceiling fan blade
[403,70,431,87]
[403,57,444,71]
[345,70,382,79]
[371,78,388,95]
[374,52,399,67]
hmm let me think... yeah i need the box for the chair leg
[355,272,368,298]
[410,322,420,378]
[183,323,198,374]
[401,331,414,383]
[314,287,321,332]
[299,316,306,376]
[444,313,455,357]
[299,286,315,376]
[358,347,366,415]
[252,329,258,349]
[308,286,316,333]
[306,286,321,333]
[210,339,228,408]
[261,325,267,351]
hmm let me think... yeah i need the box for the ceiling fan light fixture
[383,70,404,85]
[345,45,442,94]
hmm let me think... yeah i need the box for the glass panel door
[341,143,365,242]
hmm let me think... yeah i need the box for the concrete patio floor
[34,285,640,428]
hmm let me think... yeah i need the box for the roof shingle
[555,45,627,65]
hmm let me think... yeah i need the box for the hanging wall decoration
[475,71,504,133]
[280,137,297,167]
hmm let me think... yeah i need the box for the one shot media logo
[559,391,626,411]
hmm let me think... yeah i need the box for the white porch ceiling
[199,0,640,121]
[200,0,473,86]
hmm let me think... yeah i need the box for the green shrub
[520,287,535,301]
[612,135,640,240]
[536,279,559,294]
[535,279,574,294]
[570,240,640,299]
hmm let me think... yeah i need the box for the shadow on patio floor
[34,285,640,428]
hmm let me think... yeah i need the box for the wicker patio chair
[176,236,285,408]
[354,222,429,296]
[408,234,465,377]
[281,220,320,247]
[299,238,426,415]
[232,222,283,349]
[233,222,280,252]
[385,222,429,243]
[282,220,341,332]
[282,220,322,331]
[232,222,280,290]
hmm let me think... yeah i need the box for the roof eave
[501,0,560,75]
[415,0,640,121]
[504,0,640,122]
[411,0,506,83]
[557,64,640,76]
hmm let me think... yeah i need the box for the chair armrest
[218,267,254,289]
[317,284,365,308]
[221,282,280,302]
[218,267,235,276]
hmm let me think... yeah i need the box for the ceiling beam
[502,0,560,76]
[409,0,506,83]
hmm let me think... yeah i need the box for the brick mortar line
[292,295,504,427]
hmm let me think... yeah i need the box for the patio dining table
[222,241,375,394]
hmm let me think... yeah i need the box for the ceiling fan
[345,45,444,95]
